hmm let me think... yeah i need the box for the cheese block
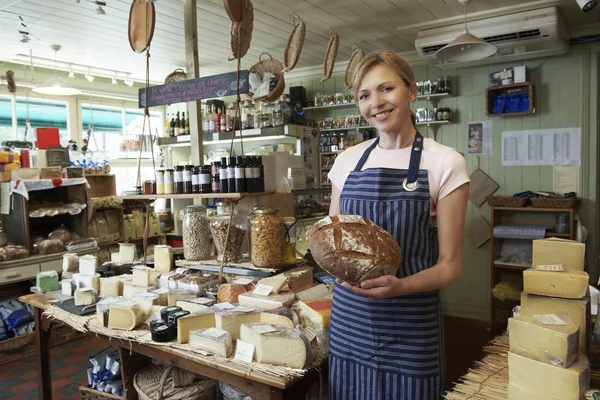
[176,309,216,344]
[508,351,589,399]
[168,292,197,307]
[240,323,308,368]
[115,274,133,284]
[108,301,142,330]
[73,273,101,294]
[152,288,169,306]
[154,245,173,272]
[74,288,95,306]
[508,382,563,400]
[122,282,153,300]
[36,271,59,293]
[97,297,127,327]
[79,255,98,276]
[177,298,210,314]
[132,267,162,288]
[216,309,261,340]
[523,268,589,299]
[119,243,136,263]
[257,275,288,294]
[217,284,247,303]
[532,238,585,271]
[189,328,232,358]
[260,310,295,328]
[296,300,332,329]
[508,314,579,368]
[295,284,332,301]
[61,279,74,296]
[132,292,160,315]
[282,266,314,293]
[62,253,79,272]
[520,293,590,353]
[100,278,121,298]
[237,291,295,311]
[151,305,165,315]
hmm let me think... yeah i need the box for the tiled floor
[0,316,491,399]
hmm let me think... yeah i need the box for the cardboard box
[532,238,585,271]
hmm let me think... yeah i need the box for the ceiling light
[124,79,134,87]
[575,0,597,11]
[85,70,95,82]
[68,69,75,78]
[32,44,81,96]
[95,5,106,15]
[111,77,118,85]
[436,0,497,63]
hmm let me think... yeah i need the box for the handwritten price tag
[234,340,255,363]
[253,284,274,296]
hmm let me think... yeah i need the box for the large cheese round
[217,284,247,304]
[306,215,401,286]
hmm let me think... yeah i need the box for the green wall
[291,44,599,321]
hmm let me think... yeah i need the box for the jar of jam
[192,166,200,193]
[183,165,193,194]
[156,170,165,195]
[200,165,211,193]
[143,180,152,195]
[174,166,184,194]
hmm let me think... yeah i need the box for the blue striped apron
[329,132,445,400]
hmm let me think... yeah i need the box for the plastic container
[183,205,211,261]
[249,208,284,268]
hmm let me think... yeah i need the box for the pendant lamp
[32,45,81,96]
[435,0,497,63]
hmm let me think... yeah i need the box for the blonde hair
[352,50,417,126]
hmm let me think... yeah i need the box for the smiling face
[356,64,416,134]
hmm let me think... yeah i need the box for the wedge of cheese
[296,300,332,329]
[216,309,261,340]
[237,291,295,311]
[108,301,142,330]
[176,298,210,314]
[154,245,173,272]
[74,288,95,306]
[152,288,169,306]
[168,292,197,307]
[73,273,101,294]
[176,309,216,344]
[256,275,288,294]
[100,278,121,297]
[189,328,232,358]
[523,268,589,299]
[132,292,159,316]
[295,284,332,301]
[508,314,579,368]
[240,323,308,368]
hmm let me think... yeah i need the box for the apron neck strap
[353,131,424,176]
[353,137,380,172]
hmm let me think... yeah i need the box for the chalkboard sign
[139,70,250,108]
[45,146,70,170]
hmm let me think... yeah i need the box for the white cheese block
[240,323,308,368]
[100,278,121,298]
[257,274,288,294]
[79,255,98,276]
[508,314,579,368]
[61,279,74,296]
[151,305,166,315]
[132,292,160,316]
[122,282,153,300]
[152,288,169,306]
[108,301,142,330]
[216,310,262,340]
[237,291,296,311]
[189,328,232,357]
[96,296,127,327]
[115,274,133,284]
[132,267,152,288]
[176,298,210,314]
[74,288,96,306]
[73,273,101,294]
[295,284,332,301]
[508,382,562,400]
[118,243,136,264]
[177,309,216,344]
[523,268,589,299]
[168,292,196,307]
[508,351,589,399]
[62,253,79,272]
[154,245,173,272]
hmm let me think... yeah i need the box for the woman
[327,50,470,399]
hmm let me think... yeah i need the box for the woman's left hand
[341,275,406,301]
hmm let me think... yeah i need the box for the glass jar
[156,170,165,195]
[272,101,284,127]
[250,208,284,268]
[183,205,211,261]
[210,203,247,263]
[192,166,200,193]
[335,92,344,104]
[200,165,211,194]
[253,102,261,129]
[174,166,184,194]
[260,102,273,128]
[183,165,193,194]
[226,102,236,132]
[143,180,152,195]
[242,101,254,129]
[280,94,292,125]
[314,92,322,107]
[164,169,174,194]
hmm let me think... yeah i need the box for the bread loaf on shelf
[306,215,401,286]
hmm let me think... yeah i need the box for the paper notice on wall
[502,128,581,166]
[0,182,10,215]
[553,166,580,194]
[468,121,493,154]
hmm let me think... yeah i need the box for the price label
[233,306,255,313]
[201,328,228,339]
[253,284,274,296]
[536,264,565,272]
[214,302,235,310]
[533,314,568,326]
[234,340,255,363]
[252,324,278,334]
[302,326,317,342]
[234,278,255,286]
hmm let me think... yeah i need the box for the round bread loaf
[217,283,247,303]
[306,215,401,286]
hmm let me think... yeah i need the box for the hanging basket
[229,1,254,61]
[283,13,306,73]
[133,364,216,400]
[223,0,249,22]
[164,68,187,84]
[344,45,365,90]
[248,52,286,103]
[321,29,339,82]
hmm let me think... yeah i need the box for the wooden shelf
[486,82,534,117]
[415,120,451,126]
[118,191,274,200]
[304,103,357,111]
[493,260,532,270]
[492,206,575,213]
[413,92,452,101]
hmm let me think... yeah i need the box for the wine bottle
[179,112,185,136]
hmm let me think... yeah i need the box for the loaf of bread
[306,215,401,286]
[217,283,247,304]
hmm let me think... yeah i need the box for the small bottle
[164,169,175,194]
[217,107,223,133]
[228,156,236,192]
[185,113,190,135]
[220,157,229,193]
[164,117,171,138]
[245,157,254,193]
[202,108,209,134]
[180,112,186,136]
[235,156,246,193]
[257,156,265,192]
[251,156,260,193]
[212,174,220,193]
[170,115,176,137]
[174,165,184,194]
[175,112,181,137]
[200,165,211,193]
[183,165,193,194]
[192,166,200,193]
[208,105,216,134]
[156,169,165,195]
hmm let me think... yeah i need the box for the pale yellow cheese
[119,243,136,263]
[73,273,101,294]
[508,382,563,400]
[100,278,121,297]
[122,282,151,300]
[168,292,196,307]
[508,314,579,368]
[74,288,95,306]
[237,291,295,311]
[216,310,261,340]
[295,284,332,301]
[108,301,142,330]
[240,323,307,368]
[154,245,173,272]
[97,297,127,326]
[189,328,232,358]
[176,309,216,344]
[61,279,74,296]
[152,288,169,306]
[523,268,588,299]
[79,255,97,276]
[176,299,210,314]
[259,312,294,328]
[532,238,585,271]
[520,293,590,353]
[257,274,288,294]
[151,305,165,315]
[132,267,161,288]
[132,292,159,316]
[508,352,589,399]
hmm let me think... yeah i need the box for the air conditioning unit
[414,7,570,68]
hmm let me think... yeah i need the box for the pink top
[328,138,470,217]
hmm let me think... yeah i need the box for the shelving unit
[118,191,274,201]
[489,205,576,334]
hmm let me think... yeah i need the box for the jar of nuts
[210,204,246,263]
[183,205,211,261]
[250,208,284,268]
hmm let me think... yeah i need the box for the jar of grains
[209,202,246,263]
[250,208,284,268]
[183,205,211,261]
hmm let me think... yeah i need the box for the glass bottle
[272,101,284,127]
[183,205,211,261]
[253,102,261,129]
[260,102,273,128]
[209,202,247,263]
[242,101,253,129]
[156,170,165,195]
[250,208,284,268]
[226,102,236,132]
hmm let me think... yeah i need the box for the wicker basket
[134,364,216,400]
[248,52,286,103]
[486,195,529,208]
[164,69,187,84]
[530,197,579,209]
[283,13,306,73]
[229,1,253,61]
[79,386,123,400]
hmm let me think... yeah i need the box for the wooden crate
[86,174,117,197]
[485,82,534,117]
[79,385,124,400]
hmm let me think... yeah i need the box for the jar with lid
[260,102,273,128]
[183,165,193,194]
[156,170,165,195]
[253,102,262,129]
[143,180,152,195]
[279,95,292,125]
[272,101,284,127]
[200,165,211,193]
[242,101,254,129]
[348,90,355,104]
[210,202,247,263]
[192,166,200,193]
[249,208,284,268]
[314,92,323,107]
[174,166,184,194]
[182,205,211,261]
[226,102,236,132]
[335,92,344,104]
[164,169,174,194]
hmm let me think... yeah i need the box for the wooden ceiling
[0,0,599,84]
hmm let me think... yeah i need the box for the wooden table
[20,293,326,400]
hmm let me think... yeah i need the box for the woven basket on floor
[248,52,285,102]
[133,364,216,400]
[283,13,306,73]
[229,0,254,60]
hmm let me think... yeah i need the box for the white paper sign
[214,302,235,310]
[234,339,255,363]
[533,314,568,326]
[468,121,493,154]
[234,278,255,286]
[502,128,581,166]
[201,328,228,339]
[252,324,278,334]
[253,284,274,296]
[233,306,255,313]
[302,326,317,342]
[536,264,565,272]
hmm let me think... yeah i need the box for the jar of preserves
[249,208,284,268]
[156,170,165,195]
[183,165,193,194]
[183,205,211,261]
[260,102,273,128]
[242,101,254,129]
[210,202,247,263]
[314,92,323,107]
[272,101,284,127]
[174,166,184,194]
